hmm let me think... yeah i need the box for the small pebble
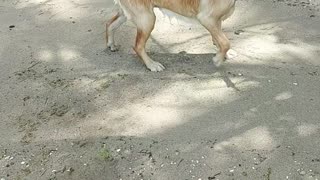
[293,82,298,86]
[116,149,121,152]
[21,162,25,165]
[235,29,244,35]
[300,171,306,175]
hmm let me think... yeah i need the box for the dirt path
[1,0,320,179]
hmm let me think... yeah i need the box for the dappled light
[37,49,53,62]
[297,124,319,137]
[58,48,81,62]
[214,126,275,151]
[236,29,320,65]
[55,76,262,137]
[1,0,320,179]
[275,91,293,101]
[14,0,94,21]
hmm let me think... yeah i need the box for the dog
[106,0,236,72]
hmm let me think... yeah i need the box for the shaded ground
[0,0,320,179]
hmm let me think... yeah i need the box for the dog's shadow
[101,50,239,90]
[149,52,217,74]
[149,52,239,91]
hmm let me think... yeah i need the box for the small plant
[98,145,111,160]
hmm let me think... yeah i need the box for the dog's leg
[199,18,230,67]
[133,13,165,72]
[106,11,127,52]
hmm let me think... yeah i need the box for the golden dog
[106,0,236,72]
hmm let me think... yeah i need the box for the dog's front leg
[133,14,165,72]
[199,18,230,67]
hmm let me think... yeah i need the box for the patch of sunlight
[14,0,45,9]
[297,124,319,136]
[283,40,320,65]
[214,126,275,151]
[58,48,81,61]
[237,34,281,58]
[237,32,320,65]
[141,78,255,107]
[37,49,54,62]
[274,91,293,101]
[101,102,191,137]
[131,105,181,130]
[85,78,259,137]
[16,0,91,21]
[39,75,262,140]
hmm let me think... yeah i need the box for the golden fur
[107,0,236,72]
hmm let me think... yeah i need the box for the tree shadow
[1,0,320,179]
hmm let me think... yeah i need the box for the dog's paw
[108,45,120,52]
[146,61,165,72]
[213,54,224,67]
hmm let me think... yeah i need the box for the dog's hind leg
[133,12,165,72]
[106,10,127,52]
[199,17,230,67]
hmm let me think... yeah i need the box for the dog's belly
[157,8,198,24]
[153,0,200,18]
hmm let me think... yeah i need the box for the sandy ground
[1,0,320,179]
